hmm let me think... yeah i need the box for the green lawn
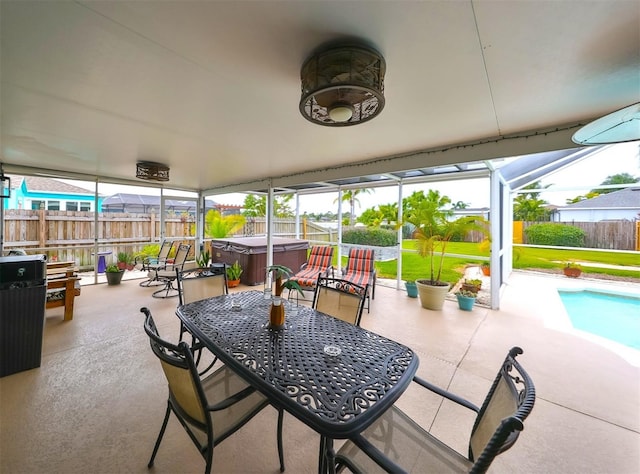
[368,241,640,284]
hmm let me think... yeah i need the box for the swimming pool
[558,289,640,350]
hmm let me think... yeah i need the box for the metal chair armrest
[413,375,480,413]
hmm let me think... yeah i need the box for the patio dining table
[176,290,419,473]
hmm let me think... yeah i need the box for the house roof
[8,174,95,195]
[558,187,640,209]
[101,193,217,211]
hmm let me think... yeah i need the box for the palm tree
[513,182,550,221]
[334,189,372,226]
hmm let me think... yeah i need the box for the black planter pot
[106,270,124,285]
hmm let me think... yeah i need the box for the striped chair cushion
[342,248,375,289]
[289,246,334,288]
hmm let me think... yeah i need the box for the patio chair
[176,266,228,375]
[140,307,285,474]
[312,276,368,326]
[334,346,536,474]
[286,245,334,301]
[137,240,174,287]
[340,248,376,313]
[151,244,191,298]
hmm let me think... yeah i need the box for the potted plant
[196,250,211,268]
[117,252,133,271]
[481,263,491,276]
[563,262,582,278]
[404,280,418,298]
[455,289,477,311]
[105,264,125,285]
[461,278,482,293]
[226,260,243,287]
[401,190,488,310]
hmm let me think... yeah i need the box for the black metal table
[176,290,419,473]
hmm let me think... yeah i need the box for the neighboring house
[552,187,640,222]
[4,175,101,211]
[101,193,241,215]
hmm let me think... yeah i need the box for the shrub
[524,223,585,247]
[342,227,397,247]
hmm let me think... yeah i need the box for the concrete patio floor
[1,270,638,473]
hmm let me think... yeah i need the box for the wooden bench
[46,261,81,321]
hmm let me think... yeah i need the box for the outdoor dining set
[138,244,536,473]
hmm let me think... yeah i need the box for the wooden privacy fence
[2,209,197,267]
[517,220,639,250]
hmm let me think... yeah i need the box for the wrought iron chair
[137,240,174,287]
[140,307,285,473]
[151,244,191,298]
[340,248,377,313]
[176,266,228,375]
[334,347,536,474]
[286,245,334,302]
[312,276,368,326]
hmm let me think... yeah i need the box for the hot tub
[210,237,309,286]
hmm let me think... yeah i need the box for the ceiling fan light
[299,43,386,127]
[329,104,354,122]
[136,161,170,182]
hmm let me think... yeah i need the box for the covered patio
[1,271,638,473]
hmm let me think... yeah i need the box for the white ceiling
[1,1,639,194]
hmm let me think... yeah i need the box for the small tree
[590,172,639,194]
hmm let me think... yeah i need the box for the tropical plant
[513,182,551,221]
[204,210,245,238]
[266,264,296,296]
[226,260,243,281]
[281,279,304,299]
[455,289,478,298]
[196,250,211,268]
[402,190,487,286]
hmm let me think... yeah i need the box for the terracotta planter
[227,279,240,288]
[481,265,490,276]
[563,267,582,278]
[416,280,450,310]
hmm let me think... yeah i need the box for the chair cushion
[337,406,472,473]
[289,246,334,288]
[342,249,375,289]
[289,266,324,288]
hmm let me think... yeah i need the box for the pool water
[558,289,640,350]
